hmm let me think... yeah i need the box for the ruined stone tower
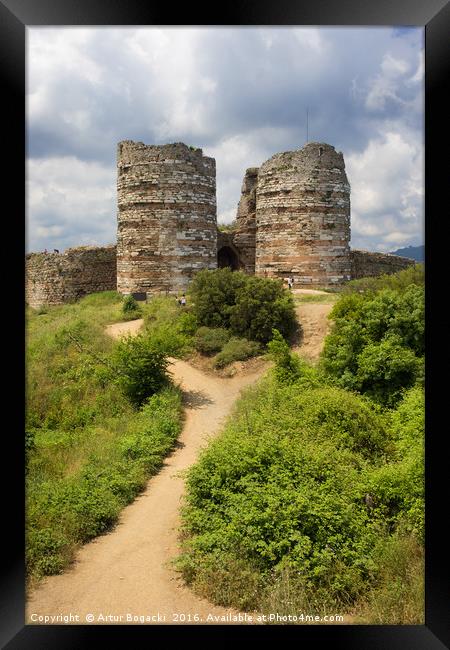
[116,141,217,295]
[254,142,351,285]
[232,167,258,274]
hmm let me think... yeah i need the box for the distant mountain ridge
[389,245,424,262]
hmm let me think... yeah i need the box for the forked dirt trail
[26,319,267,625]
[27,298,335,626]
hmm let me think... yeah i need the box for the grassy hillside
[176,266,424,623]
[26,292,184,581]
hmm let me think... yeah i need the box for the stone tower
[116,141,217,296]
[233,167,258,274]
[255,142,351,285]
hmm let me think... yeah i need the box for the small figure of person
[180,294,186,306]
[289,276,294,290]
[287,277,293,290]
[43,248,48,254]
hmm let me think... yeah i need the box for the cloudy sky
[26,26,424,253]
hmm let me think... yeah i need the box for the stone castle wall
[25,245,117,308]
[350,249,415,280]
[254,142,351,286]
[116,141,217,295]
[26,140,420,307]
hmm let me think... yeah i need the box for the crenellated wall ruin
[350,249,415,280]
[25,140,419,307]
[25,245,117,308]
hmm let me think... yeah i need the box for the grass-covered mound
[26,291,183,580]
[177,373,424,621]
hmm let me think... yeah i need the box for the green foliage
[177,372,423,620]
[229,276,297,344]
[343,263,424,295]
[212,338,261,368]
[121,294,143,320]
[188,268,247,329]
[26,292,184,580]
[27,387,182,579]
[267,329,302,384]
[109,334,169,407]
[363,386,424,541]
[194,327,231,355]
[321,279,424,406]
[188,268,298,344]
[355,336,423,407]
[144,296,193,357]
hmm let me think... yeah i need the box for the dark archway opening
[218,246,239,270]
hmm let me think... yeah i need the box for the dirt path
[26,320,268,626]
[294,302,334,363]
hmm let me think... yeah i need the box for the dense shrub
[194,327,231,355]
[121,294,143,320]
[267,329,302,384]
[189,268,298,344]
[109,334,170,407]
[212,338,261,368]
[363,386,424,541]
[188,268,247,329]
[321,282,424,406]
[229,276,297,343]
[177,374,423,620]
[177,377,394,608]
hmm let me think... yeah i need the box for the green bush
[189,268,298,344]
[188,268,247,329]
[321,279,424,406]
[194,327,231,355]
[177,378,393,608]
[212,338,261,368]
[122,294,143,319]
[363,386,424,541]
[229,276,297,344]
[267,329,302,384]
[177,374,423,619]
[109,334,170,407]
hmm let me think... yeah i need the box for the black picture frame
[1,1,449,647]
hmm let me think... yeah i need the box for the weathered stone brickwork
[350,249,415,279]
[25,245,117,308]
[116,141,217,295]
[26,140,420,307]
[233,167,258,274]
[254,142,351,286]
